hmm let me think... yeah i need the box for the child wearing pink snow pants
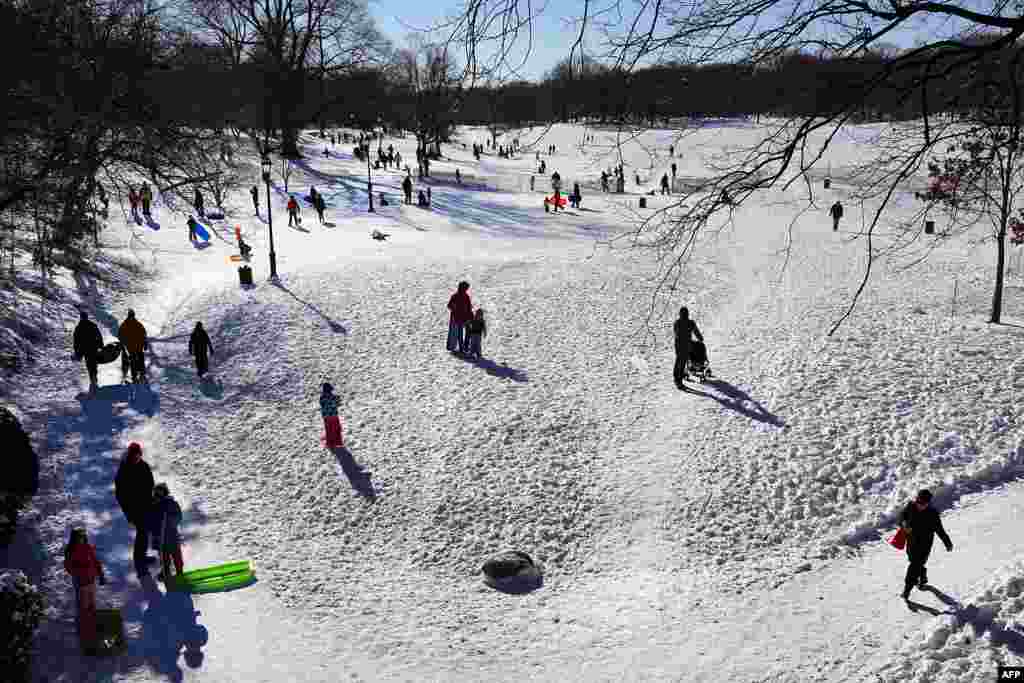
[320,382,344,448]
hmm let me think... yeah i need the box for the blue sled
[193,220,211,241]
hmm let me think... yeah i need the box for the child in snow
[64,527,106,652]
[147,483,184,582]
[464,308,487,358]
[140,182,153,218]
[287,195,301,227]
[320,382,344,448]
[128,187,140,222]
[187,216,198,242]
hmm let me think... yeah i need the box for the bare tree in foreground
[441,0,1024,332]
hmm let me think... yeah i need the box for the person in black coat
[73,310,104,388]
[829,201,844,231]
[673,306,703,388]
[114,442,155,575]
[899,489,953,599]
[188,322,214,378]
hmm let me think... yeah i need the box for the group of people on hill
[74,309,215,390]
[64,442,184,652]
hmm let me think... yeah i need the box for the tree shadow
[270,279,347,333]
[683,378,785,427]
[330,446,377,500]
[457,354,529,382]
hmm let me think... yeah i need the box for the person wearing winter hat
[114,442,155,575]
[147,483,184,582]
[320,382,344,448]
[899,489,953,600]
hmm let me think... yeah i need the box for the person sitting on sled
[320,382,344,448]
[147,483,184,582]
[64,527,106,654]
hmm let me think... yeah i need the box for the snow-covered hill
[2,120,1023,681]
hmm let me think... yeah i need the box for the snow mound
[876,557,1024,682]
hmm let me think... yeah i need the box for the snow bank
[876,557,1024,682]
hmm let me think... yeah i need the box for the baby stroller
[687,340,712,383]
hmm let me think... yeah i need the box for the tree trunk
[991,226,1007,323]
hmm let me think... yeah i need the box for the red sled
[888,527,907,550]
[545,195,567,207]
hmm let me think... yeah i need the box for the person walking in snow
[464,308,487,359]
[114,442,155,576]
[402,175,413,205]
[128,187,140,222]
[187,216,198,242]
[673,306,704,388]
[314,193,326,224]
[551,171,562,213]
[147,483,184,583]
[63,527,107,653]
[456,168,462,185]
[140,182,153,219]
[320,382,344,448]
[287,195,301,227]
[829,201,844,231]
[193,188,205,219]
[660,173,670,195]
[118,309,148,383]
[899,489,953,600]
[671,162,677,182]
[188,322,214,379]
[73,309,104,390]
[447,281,473,354]
[251,185,259,214]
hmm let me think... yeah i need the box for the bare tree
[443,0,1024,332]
[184,0,387,157]
[395,41,465,161]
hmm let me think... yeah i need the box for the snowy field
[2,120,1024,682]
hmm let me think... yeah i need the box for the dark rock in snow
[481,550,543,592]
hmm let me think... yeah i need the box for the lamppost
[261,155,278,278]
[351,113,374,213]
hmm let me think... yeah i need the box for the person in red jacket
[63,527,106,653]
[446,281,473,354]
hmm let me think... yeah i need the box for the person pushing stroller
[673,306,711,387]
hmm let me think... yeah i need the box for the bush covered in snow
[877,558,1024,682]
[0,570,45,683]
[0,406,38,546]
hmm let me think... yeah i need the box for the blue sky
[367,0,974,83]
[368,0,576,81]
